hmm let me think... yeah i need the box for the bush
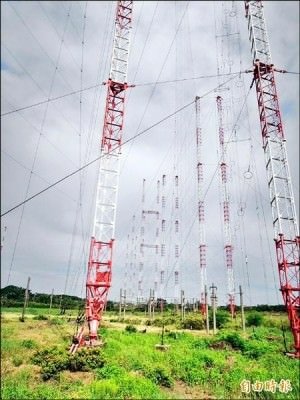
[68,347,106,372]
[219,332,246,351]
[179,315,204,330]
[209,310,230,328]
[32,346,106,380]
[246,312,264,327]
[33,314,48,320]
[32,347,69,380]
[146,366,174,388]
[124,318,141,325]
[125,325,137,333]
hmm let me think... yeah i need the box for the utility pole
[210,283,217,334]
[205,285,209,333]
[244,0,299,358]
[148,288,155,319]
[239,285,245,332]
[49,288,54,318]
[119,288,126,318]
[21,276,30,322]
[180,290,185,322]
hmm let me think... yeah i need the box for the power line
[2,69,298,118]
[1,99,194,218]
[1,83,106,117]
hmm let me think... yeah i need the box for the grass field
[1,307,299,399]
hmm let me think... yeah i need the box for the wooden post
[21,276,30,321]
[239,285,246,332]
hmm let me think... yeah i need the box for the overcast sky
[1,1,299,307]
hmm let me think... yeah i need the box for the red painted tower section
[245,1,299,357]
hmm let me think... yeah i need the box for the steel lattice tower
[216,95,235,318]
[159,174,167,300]
[70,2,133,352]
[173,175,180,304]
[245,1,299,357]
[138,178,160,302]
[195,97,207,315]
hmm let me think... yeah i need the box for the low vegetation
[1,304,299,399]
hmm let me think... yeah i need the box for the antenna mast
[216,95,235,318]
[71,1,133,352]
[195,97,207,315]
[245,0,299,357]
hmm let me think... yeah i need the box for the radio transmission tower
[216,95,235,318]
[70,1,133,353]
[159,174,167,301]
[195,97,207,315]
[245,1,299,357]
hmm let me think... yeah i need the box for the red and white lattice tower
[216,95,235,318]
[245,1,299,357]
[173,175,180,303]
[195,97,207,315]
[70,2,133,351]
[159,174,167,300]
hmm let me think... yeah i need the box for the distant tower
[173,175,180,304]
[195,97,207,315]
[138,178,160,302]
[216,95,235,317]
[70,2,134,352]
[159,175,167,300]
[245,1,299,357]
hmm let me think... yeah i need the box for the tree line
[1,285,285,313]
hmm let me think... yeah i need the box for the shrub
[246,312,264,327]
[146,366,174,388]
[179,315,204,330]
[68,347,106,372]
[32,347,69,380]
[32,346,106,380]
[167,332,178,339]
[124,318,141,325]
[210,310,231,328]
[125,324,137,333]
[33,314,48,320]
[219,332,246,351]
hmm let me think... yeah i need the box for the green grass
[1,309,299,399]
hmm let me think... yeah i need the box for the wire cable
[6,4,73,286]
[1,75,238,219]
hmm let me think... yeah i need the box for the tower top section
[110,1,133,83]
